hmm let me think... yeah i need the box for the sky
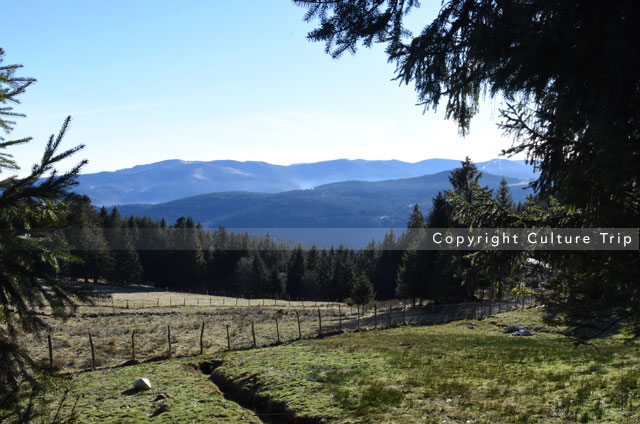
[2,1,521,176]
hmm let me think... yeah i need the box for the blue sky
[2,1,520,175]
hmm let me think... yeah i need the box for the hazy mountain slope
[117,171,532,229]
[77,158,537,206]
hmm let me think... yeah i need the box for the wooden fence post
[357,305,361,330]
[200,321,205,355]
[296,310,302,340]
[403,304,407,326]
[197,299,200,307]
[317,308,322,336]
[374,304,378,329]
[88,333,96,371]
[183,297,186,307]
[167,325,172,358]
[48,334,53,372]
[126,299,129,309]
[111,298,115,313]
[131,330,136,361]
[251,321,257,348]
[388,305,392,327]
[226,324,231,350]
[338,304,343,331]
[275,316,280,343]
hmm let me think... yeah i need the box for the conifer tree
[347,273,375,306]
[0,48,101,418]
[495,178,515,210]
[104,207,143,285]
[65,195,113,283]
[371,229,401,299]
[286,244,306,298]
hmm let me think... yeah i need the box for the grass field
[210,308,640,423]
[23,283,519,373]
[20,283,358,372]
[48,356,261,423]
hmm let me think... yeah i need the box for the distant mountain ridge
[76,158,537,206]
[117,171,533,247]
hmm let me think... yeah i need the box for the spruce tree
[347,273,375,306]
[286,244,306,298]
[65,195,113,283]
[0,48,101,418]
[104,207,143,285]
[495,178,515,210]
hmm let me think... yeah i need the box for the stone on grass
[467,323,475,329]
[133,378,152,390]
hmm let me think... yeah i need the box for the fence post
[126,299,129,309]
[226,324,231,350]
[388,305,392,327]
[200,321,205,355]
[183,297,186,307]
[296,310,302,340]
[88,333,96,371]
[403,304,407,326]
[131,330,136,361]
[167,325,172,358]
[374,304,378,329]
[338,304,343,331]
[317,308,322,337]
[235,297,238,307]
[275,316,280,343]
[111,298,115,313]
[170,297,172,307]
[251,321,257,348]
[357,305,361,330]
[48,334,53,372]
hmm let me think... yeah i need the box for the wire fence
[38,295,538,373]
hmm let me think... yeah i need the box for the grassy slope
[57,357,261,423]
[213,308,640,424]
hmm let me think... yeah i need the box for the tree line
[60,158,525,307]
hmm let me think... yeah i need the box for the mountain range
[77,158,537,206]
[116,170,533,246]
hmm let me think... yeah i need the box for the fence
[42,295,538,373]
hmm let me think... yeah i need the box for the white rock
[133,378,152,390]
